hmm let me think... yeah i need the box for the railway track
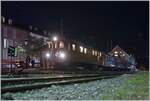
[1,74,122,93]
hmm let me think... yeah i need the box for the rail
[1,74,121,93]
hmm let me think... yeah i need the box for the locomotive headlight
[46,53,51,58]
[59,52,66,59]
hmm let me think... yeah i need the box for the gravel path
[1,74,131,100]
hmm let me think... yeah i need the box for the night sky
[1,1,149,67]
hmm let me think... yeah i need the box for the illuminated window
[47,41,53,48]
[8,39,13,46]
[80,46,83,53]
[114,51,118,54]
[99,52,102,57]
[72,44,76,51]
[122,53,125,56]
[120,51,122,54]
[92,50,95,55]
[8,19,12,25]
[114,54,118,57]
[95,51,97,56]
[59,41,64,48]
[54,43,58,48]
[4,38,7,48]
[84,48,87,54]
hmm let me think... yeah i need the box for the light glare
[46,53,50,58]
[59,52,66,59]
[53,36,58,41]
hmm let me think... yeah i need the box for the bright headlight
[59,52,66,59]
[46,53,50,58]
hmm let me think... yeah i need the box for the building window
[72,44,76,51]
[99,52,102,57]
[3,49,7,59]
[92,50,95,55]
[8,19,12,25]
[47,41,53,48]
[114,54,118,57]
[114,51,118,54]
[80,46,83,53]
[8,39,13,46]
[84,48,87,54]
[122,53,125,56]
[59,41,64,48]
[95,51,97,56]
[4,38,7,48]
[54,43,58,49]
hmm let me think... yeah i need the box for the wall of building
[1,24,29,64]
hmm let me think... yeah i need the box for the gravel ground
[1,74,131,100]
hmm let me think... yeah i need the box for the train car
[41,35,133,72]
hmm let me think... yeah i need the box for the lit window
[95,51,97,56]
[92,50,95,55]
[54,43,58,48]
[8,39,13,46]
[114,54,118,57]
[84,48,87,54]
[59,41,64,48]
[47,41,53,48]
[120,51,122,54]
[114,51,118,54]
[99,52,102,57]
[122,53,125,56]
[80,46,83,53]
[4,38,7,48]
[8,19,12,25]
[72,44,76,51]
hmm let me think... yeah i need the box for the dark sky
[2,1,149,65]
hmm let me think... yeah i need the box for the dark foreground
[1,71,149,100]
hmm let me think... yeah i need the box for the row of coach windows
[71,43,102,56]
[48,41,64,49]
